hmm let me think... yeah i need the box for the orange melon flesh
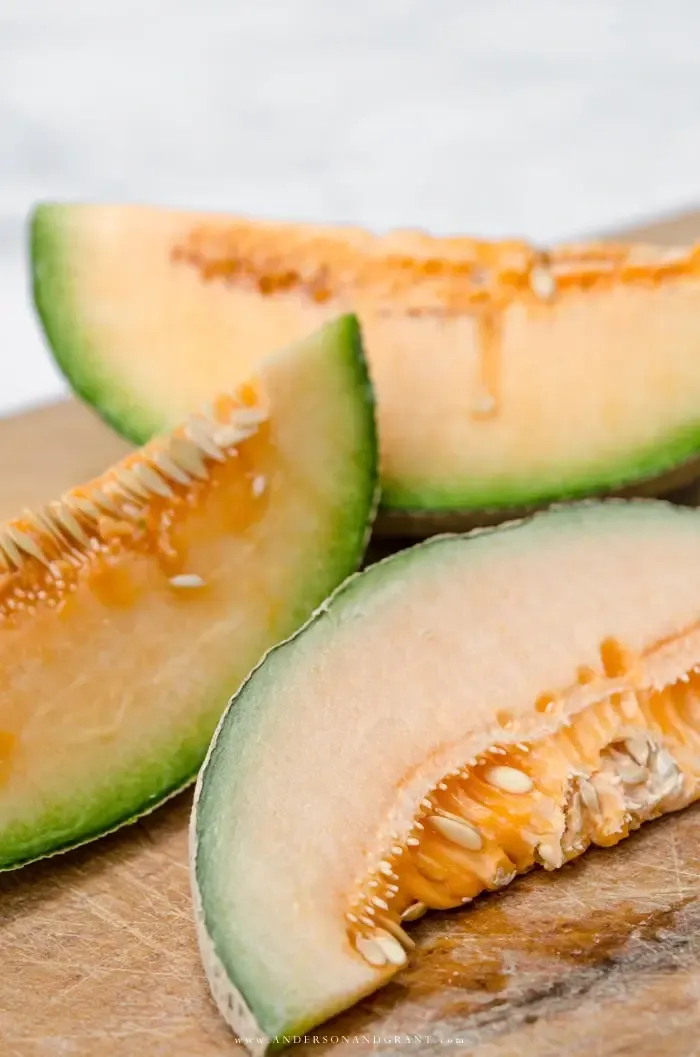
[193,501,700,1052]
[31,203,700,534]
[0,315,377,869]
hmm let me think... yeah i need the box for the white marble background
[3,0,700,416]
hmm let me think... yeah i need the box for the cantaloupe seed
[168,574,208,590]
[346,635,694,969]
[0,384,270,632]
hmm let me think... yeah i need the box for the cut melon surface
[0,315,377,869]
[192,500,700,1052]
[31,202,700,534]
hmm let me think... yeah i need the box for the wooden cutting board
[4,210,700,1057]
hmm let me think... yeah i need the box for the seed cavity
[0,393,269,623]
[349,655,700,974]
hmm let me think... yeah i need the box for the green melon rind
[31,203,164,442]
[4,754,197,874]
[2,733,202,872]
[1,313,378,872]
[380,431,700,512]
[193,498,685,1045]
[377,452,700,538]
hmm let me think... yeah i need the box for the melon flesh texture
[193,501,700,1051]
[31,203,700,533]
[0,315,376,869]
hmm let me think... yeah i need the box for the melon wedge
[0,315,377,869]
[31,203,700,536]
[192,500,700,1051]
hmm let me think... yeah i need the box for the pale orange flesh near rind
[0,316,377,868]
[192,500,700,1051]
[32,204,700,526]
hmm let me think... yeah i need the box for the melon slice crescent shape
[0,315,377,869]
[31,203,700,536]
[192,500,700,1052]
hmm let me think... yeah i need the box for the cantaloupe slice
[192,500,700,1052]
[0,315,377,869]
[31,203,700,536]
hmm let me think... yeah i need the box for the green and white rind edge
[191,861,271,1057]
[31,204,161,442]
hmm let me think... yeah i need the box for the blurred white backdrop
[3,0,700,414]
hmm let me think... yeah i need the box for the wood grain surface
[4,211,700,1057]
